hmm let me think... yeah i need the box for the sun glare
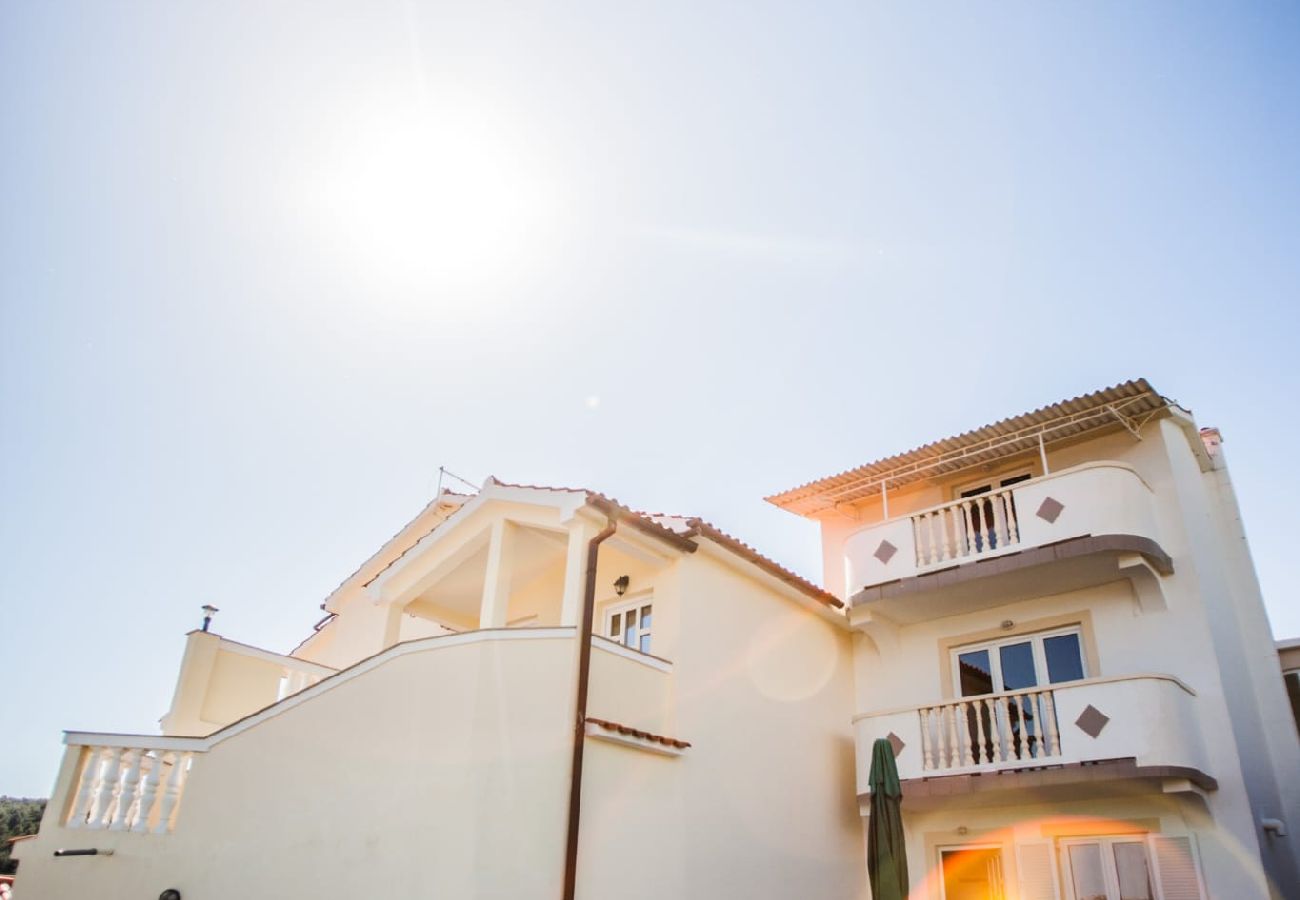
[308,99,563,292]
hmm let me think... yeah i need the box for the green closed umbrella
[867,737,909,900]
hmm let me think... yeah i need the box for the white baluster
[1043,692,1061,757]
[110,749,143,830]
[90,748,124,829]
[66,749,99,829]
[1027,692,1043,760]
[919,709,935,771]
[958,702,974,766]
[990,493,1008,549]
[132,751,164,833]
[1011,697,1027,760]
[960,501,976,558]
[974,698,990,765]
[1003,492,1020,544]
[951,702,961,764]
[912,517,925,566]
[995,696,1011,762]
[154,752,189,834]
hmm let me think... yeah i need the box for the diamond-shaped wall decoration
[1075,704,1110,738]
[1036,496,1065,524]
[886,732,905,758]
[874,540,898,564]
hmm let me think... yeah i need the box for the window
[605,597,653,655]
[1061,838,1153,900]
[953,627,1086,697]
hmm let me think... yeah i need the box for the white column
[478,520,514,629]
[559,518,598,627]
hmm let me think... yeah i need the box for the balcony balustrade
[63,738,202,834]
[845,461,1166,600]
[854,673,1209,793]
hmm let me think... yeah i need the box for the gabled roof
[314,478,842,623]
[766,378,1175,517]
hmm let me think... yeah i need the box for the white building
[16,379,1300,899]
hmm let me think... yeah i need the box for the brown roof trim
[684,519,844,609]
[867,758,1218,801]
[586,717,691,749]
[852,534,1174,606]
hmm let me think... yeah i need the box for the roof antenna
[437,466,482,494]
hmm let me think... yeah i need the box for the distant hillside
[0,797,46,875]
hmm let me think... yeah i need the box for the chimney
[1199,427,1222,458]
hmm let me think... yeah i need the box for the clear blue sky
[3,2,1299,797]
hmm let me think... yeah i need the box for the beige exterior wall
[19,491,865,900]
[578,547,864,900]
[833,416,1300,898]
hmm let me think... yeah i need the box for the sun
[306,96,564,293]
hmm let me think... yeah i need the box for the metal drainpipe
[561,518,617,900]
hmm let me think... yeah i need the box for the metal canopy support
[814,393,1171,508]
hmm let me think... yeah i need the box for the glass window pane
[1044,633,1085,683]
[609,613,621,638]
[623,609,637,647]
[640,605,652,631]
[1045,632,1086,681]
[639,633,651,654]
[958,650,994,696]
[999,642,1037,691]
[1113,842,1153,900]
[1067,844,1107,900]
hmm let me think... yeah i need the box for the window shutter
[1014,841,1060,900]
[1148,835,1205,900]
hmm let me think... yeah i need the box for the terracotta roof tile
[586,717,691,749]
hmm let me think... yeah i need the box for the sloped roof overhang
[766,379,1176,517]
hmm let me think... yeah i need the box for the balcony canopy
[766,378,1175,517]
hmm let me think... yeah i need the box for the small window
[605,597,652,655]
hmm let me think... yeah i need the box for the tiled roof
[766,378,1174,516]
[586,717,691,749]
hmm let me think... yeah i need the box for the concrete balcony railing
[845,461,1163,594]
[853,673,1209,792]
[61,737,203,833]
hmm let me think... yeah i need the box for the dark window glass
[609,613,621,638]
[957,649,994,696]
[1044,633,1085,683]
[999,641,1037,690]
[640,606,652,631]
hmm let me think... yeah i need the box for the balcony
[853,674,1213,805]
[845,462,1173,622]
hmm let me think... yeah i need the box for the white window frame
[936,843,1007,900]
[604,594,653,655]
[951,626,1087,696]
[1059,836,1153,900]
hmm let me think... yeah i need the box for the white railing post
[109,749,143,830]
[90,747,124,829]
[66,749,98,829]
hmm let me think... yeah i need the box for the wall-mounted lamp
[201,604,219,633]
[613,575,630,597]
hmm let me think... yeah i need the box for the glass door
[940,846,1005,900]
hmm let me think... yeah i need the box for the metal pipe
[54,848,113,857]
[561,518,618,900]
